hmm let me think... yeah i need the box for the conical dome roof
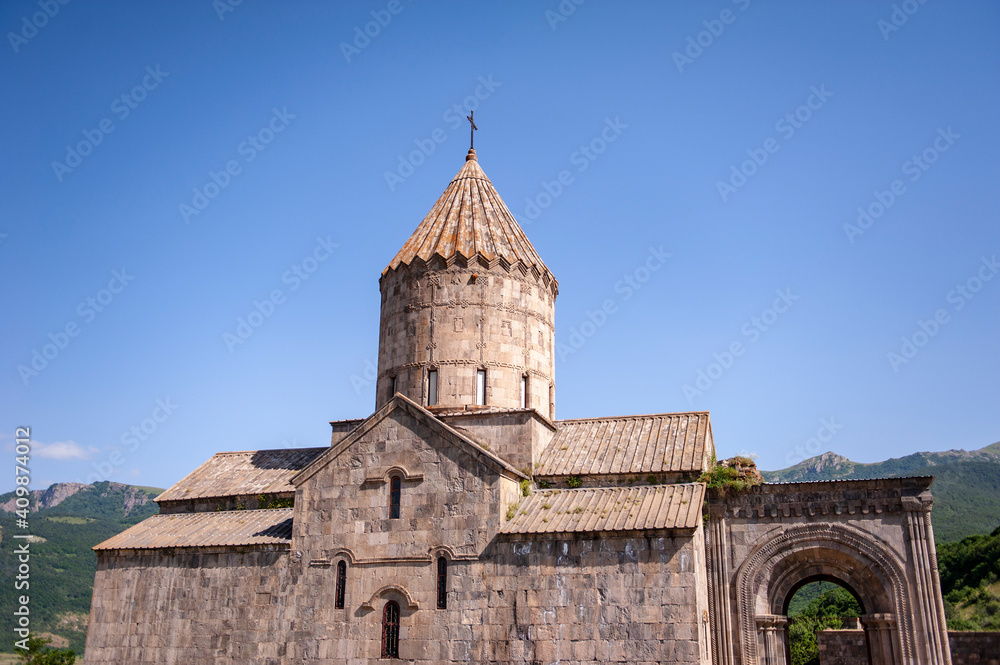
[384,149,556,287]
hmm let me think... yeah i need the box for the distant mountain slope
[0,481,162,656]
[762,442,1000,542]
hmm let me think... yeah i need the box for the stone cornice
[708,477,934,520]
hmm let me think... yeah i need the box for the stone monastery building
[86,147,953,664]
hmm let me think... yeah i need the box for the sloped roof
[292,392,527,486]
[155,448,326,503]
[537,412,712,478]
[502,483,705,535]
[93,509,293,551]
[384,149,555,285]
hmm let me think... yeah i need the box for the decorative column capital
[755,614,789,630]
[901,493,933,512]
[860,613,897,631]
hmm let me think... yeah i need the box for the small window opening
[427,369,438,406]
[389,476,401,519]
[381,600,400,658]
[437,557,448,609]
[520,375,527,409]
[476,369,486,406]
[335,560,346,609]
[389,376,397,398]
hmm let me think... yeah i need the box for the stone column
[861,613,898,664]
[706,503,736,665]
[902,494,952,664]
[755,615,788,665]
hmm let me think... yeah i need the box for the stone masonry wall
[294,405,511,561]
[85,549,296,664]
[85,532,710,664]
[948,631,1000,665]
[817,629,869,665]
[438,409,556,474]
[818,630,1000,665]
[376,263,556,418]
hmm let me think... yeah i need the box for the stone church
[85,146,953,664]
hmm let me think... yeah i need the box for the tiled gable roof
[155,448,326,503]
[537,412,712,479]
[93,509,293,551]
[502,483,704,535]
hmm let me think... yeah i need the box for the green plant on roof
[566,476,583,488]
[646,474,657,485]
[537,479,551,489]
[505,502,519,521]
[697,453,762,495]
[520,479,531,497]
[573,506,585,514]
[542,503,552,510]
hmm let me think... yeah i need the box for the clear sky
[2,1,998,492]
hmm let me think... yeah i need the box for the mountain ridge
[762,441,1000,542]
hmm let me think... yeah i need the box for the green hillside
[0,482,161,656]
[762,442,1000,542]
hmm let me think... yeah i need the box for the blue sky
[2,1,998,492]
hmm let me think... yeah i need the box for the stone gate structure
[706,479,952,664]
[84,147,952,664]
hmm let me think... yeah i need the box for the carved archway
[735,523,912,665]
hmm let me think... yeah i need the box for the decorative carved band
[728,499,899,519]
[380,359,553,384]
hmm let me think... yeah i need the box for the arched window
[389,476,401,519]
[381,600,400,658]
[437,557,448,609]
[335,560,346,609]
